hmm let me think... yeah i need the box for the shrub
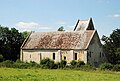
[70,60,77,66]
[0,60,14,67]
[79,64,96,71]
[14,62,28,69]
[0,54,3,62]
[99,63,113,70]
[15,59,24,63]
[40,58,55,69]
[112,65,120,71]
[60,60,67,68]
[55,62,60,69]
[76,61,85,67]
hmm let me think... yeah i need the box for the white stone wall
[21,49,85,64]
[21,50,59,63]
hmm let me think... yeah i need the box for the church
[20,18,106,66]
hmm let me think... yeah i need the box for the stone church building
[20,18,106,66]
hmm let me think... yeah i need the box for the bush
[40,58,55,69]
[76,61,85,67]
[79,64,96,71]
[70,60,77,66]
[0,54,3,62]
[99,63,113,70]
[14,61,40,69]
[60,60,67,68]
[15,59,24,63]
[0,60,14,67]
[112,65,120,71]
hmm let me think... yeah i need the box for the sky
[0,0,120,38]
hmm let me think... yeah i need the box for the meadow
[0,68,120,81]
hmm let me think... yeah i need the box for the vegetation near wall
[0,58,119,71]
[99,63,120,71]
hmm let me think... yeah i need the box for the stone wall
[87,31,106,67]
[21,49,85,64]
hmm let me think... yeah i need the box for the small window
[75,53,77,60]
[53,53,55,60]
[30,55,31,58]
[64,56,66,60]
[89,52,91,57]
[39,53,42,60]
[100,52,101,58]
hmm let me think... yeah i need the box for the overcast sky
[0,0,120,37]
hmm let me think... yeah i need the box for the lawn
[0,68,120,81]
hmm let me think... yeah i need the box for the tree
[0,25,25,61]
[22,31,30,39]
[102,29,120,64]
[57,26,65,31]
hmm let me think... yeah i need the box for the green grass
[0,68,120,81]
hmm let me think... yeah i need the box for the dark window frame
[75,53,77,60]
[64,56,66,60]
[100,52,101,58]
[53,53,55,60]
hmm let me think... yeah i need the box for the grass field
[0,68,120,81]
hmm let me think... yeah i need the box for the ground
[0,68,120,81]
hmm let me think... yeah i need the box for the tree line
[0,25,29,61]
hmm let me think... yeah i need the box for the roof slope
[22,30,95,50]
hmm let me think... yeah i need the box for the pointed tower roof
[74,18,95,31]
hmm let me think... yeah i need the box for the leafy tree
[102,29,120,64]
[22,31,30,39]
[0,25,25,61]
[57,26,65,31]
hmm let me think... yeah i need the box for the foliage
[0,60,14,67]
[99,63,113,70]
[0,59,119,72]
[0,26,25,61]
[57,26,65,31]
[15,59,24,63]
[70,60,77,66]
[60,60,67,68]
[0,54,3,62]
[22,31,30,39]
[112,64,120,71]
[76,60,85,67]
[102,29,120,64]
[40,58,55,69]
[78,64,96,71]
[0,60,40,69]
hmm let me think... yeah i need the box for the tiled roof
[22,30,95,49]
